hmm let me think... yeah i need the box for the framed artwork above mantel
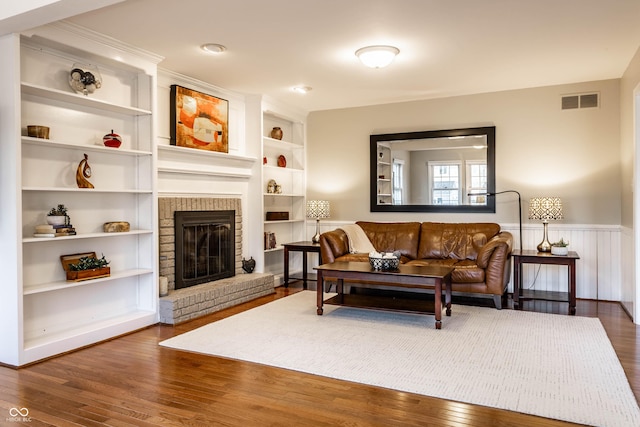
[170,85,229,153]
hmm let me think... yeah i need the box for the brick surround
[158,197,274,324]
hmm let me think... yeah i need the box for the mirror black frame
[370,126,496,213]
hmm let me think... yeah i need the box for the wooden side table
[512,249,580,315]
[283,241,322,289]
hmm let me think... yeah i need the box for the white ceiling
[64,0,640,113]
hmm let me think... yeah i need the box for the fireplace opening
[175,210,235,289]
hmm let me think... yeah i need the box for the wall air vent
[561,93,599,110]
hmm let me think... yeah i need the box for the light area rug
[160,291,640,426]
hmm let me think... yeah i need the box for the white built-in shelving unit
[261,108,307,283]
[0,22,162,366]
[376,143,392,205]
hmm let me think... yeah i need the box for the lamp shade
[355,45,399,68]
[306,200,330,219]
[528,197,563,221]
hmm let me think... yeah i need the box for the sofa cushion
[356,221,421,260]
[405,258,484,283]
[335,253,370,263]
[417,222,501,260]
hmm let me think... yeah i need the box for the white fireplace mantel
[157,144,257,180]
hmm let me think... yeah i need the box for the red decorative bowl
[103,130,122,148]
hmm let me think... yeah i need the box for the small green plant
[69,254,110,271]
[552,238,569,247]
[48,204,68,216]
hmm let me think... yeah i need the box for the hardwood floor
[1,285,638,426]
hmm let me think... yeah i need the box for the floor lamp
[469,190,522,252]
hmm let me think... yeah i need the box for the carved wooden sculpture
[76,153,94,189]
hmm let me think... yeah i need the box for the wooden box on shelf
[60,252,111,282]
[266,211,289,221]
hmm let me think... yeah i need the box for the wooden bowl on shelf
[27,125,50,139]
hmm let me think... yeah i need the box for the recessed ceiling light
[355,45,400,68]
[292,86,312,94]
[201,43,226,54]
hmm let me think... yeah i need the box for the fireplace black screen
[175,210,235,289]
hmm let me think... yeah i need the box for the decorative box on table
[60,252,111,282]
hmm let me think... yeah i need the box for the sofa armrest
[319,229,350,264]
[476,232,513,269]
[476,231,513,295]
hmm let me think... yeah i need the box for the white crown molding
[158,68,245,103]
[22,20,164,67]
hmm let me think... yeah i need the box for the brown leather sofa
[319,221,513,308]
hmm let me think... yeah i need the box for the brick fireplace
[158,197,274,324]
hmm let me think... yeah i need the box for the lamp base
[311,219,321,243]
[536,222,552,252]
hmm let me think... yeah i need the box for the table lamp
[528,197,563,252]
[306,200,330,243]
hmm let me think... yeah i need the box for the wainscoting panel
[309,221,623,302]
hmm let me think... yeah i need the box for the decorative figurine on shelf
[103,130,122,148]
[69,63,102,95]
[270,127,283,140]
[267,179,277,194]
[76,153,94,189]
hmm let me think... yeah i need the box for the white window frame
[392,159,404,205]
[428,160,462,205]
[466,160,488,205]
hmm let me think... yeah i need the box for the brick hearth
[159,273,274,324]
[158,197,274,324]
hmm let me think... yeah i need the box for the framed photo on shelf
[170,85,229,153]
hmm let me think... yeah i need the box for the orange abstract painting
[170,85,229,152]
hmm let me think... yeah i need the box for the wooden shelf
[324,293,436,315]
[263,137,303,151]
[23,268,154,295]
[22,82,152,116]
[264,219,305,224]
[23,309,157,351]
[22,187,153,194]
[518,289,569,303]
[22,136,152,156]
[23,230,153,243]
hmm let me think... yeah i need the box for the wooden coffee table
[314,262,454,329]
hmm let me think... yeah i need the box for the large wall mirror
[370,126,496,213]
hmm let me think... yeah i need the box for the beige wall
[620,46,640,228]
[307,80,621,226]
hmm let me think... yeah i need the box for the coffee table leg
[445,273,452,316]
[434,278,442,329]
[316,270,324,315]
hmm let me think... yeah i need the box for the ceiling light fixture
[292,86,312,94]
[355,45,400,68]
[201,43,226,54]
